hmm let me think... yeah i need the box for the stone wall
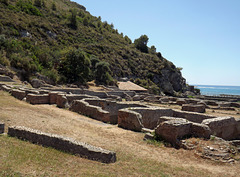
[0,123,4,134]
[128,107,173,129]
[0,75,14,82]
[84,98,147,124]
[118,109,143,132]
[173,110,216,123]
[202,117,239,140]
[8,126,116,163]
[70,100,111,123]
[11,89,26,100]
[26,94,50,104]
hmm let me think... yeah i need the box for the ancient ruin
[0,82,240,153]
[8,126,116,163]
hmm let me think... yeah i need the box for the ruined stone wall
[8,126,116,163]
[173,110,216,123]
[26,94,50,104]
[70,100,111,123]
[118,109,143,132]
[107,91,136,97]
[84,98,147,124]
[128,107,173,129]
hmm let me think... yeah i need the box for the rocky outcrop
[8,126,116,163]
[153,68,187,96]
[118,109,143,132]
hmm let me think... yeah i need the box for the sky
[74,0,240,86]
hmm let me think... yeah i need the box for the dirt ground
[0,90,240,176]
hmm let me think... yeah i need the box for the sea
[194,85,240,96]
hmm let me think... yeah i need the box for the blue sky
[74,0,240,86]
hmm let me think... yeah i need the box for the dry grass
[0,91,240,176]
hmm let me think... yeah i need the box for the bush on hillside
[134,35,149,53]
[59,49,91,83]
[95,61,113,85]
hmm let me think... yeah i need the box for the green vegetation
[0,0,186,94]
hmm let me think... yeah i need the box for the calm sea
[194,85,240,96]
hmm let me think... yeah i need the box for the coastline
[194,85,240,96]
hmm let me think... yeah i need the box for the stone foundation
[8,126,116,163]
[202,117,239,140]
[118,109,143,132]
[26,94,50,104]
[182,104,206,113]
[70,100,111,123]
[11,89,26,100]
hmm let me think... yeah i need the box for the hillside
[0,0,188,95]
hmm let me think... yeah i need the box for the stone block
[155,119,191,147]
[202,117,238,140]
[118,109,143,132]
[56,94,69,108]
[173,110,215,123]
[190,123,211,139]
[182,104,205,113]
[129,107,173,129]
[11,89,26,100]
[176,99,186,106]
[8,126,116,163]
[26,94,50,104]
[70,100,110,123]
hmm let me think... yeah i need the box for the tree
[95,61,113,85]
[69,9,77,29]
[149,45,156,54]
[134,35,149,53]
[59,49,91,83]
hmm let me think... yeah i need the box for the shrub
[16,0,42,16]
[59,48,91,83]
[134,35,149,53]
[95,61,113,85]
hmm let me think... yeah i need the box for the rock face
[8,126,116,163]
[202,117,238,140]
[182,104,206,113]
[118,109,143,132]
[155,119,191,147]
[0,123,4,134]
[153,68,187,95]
